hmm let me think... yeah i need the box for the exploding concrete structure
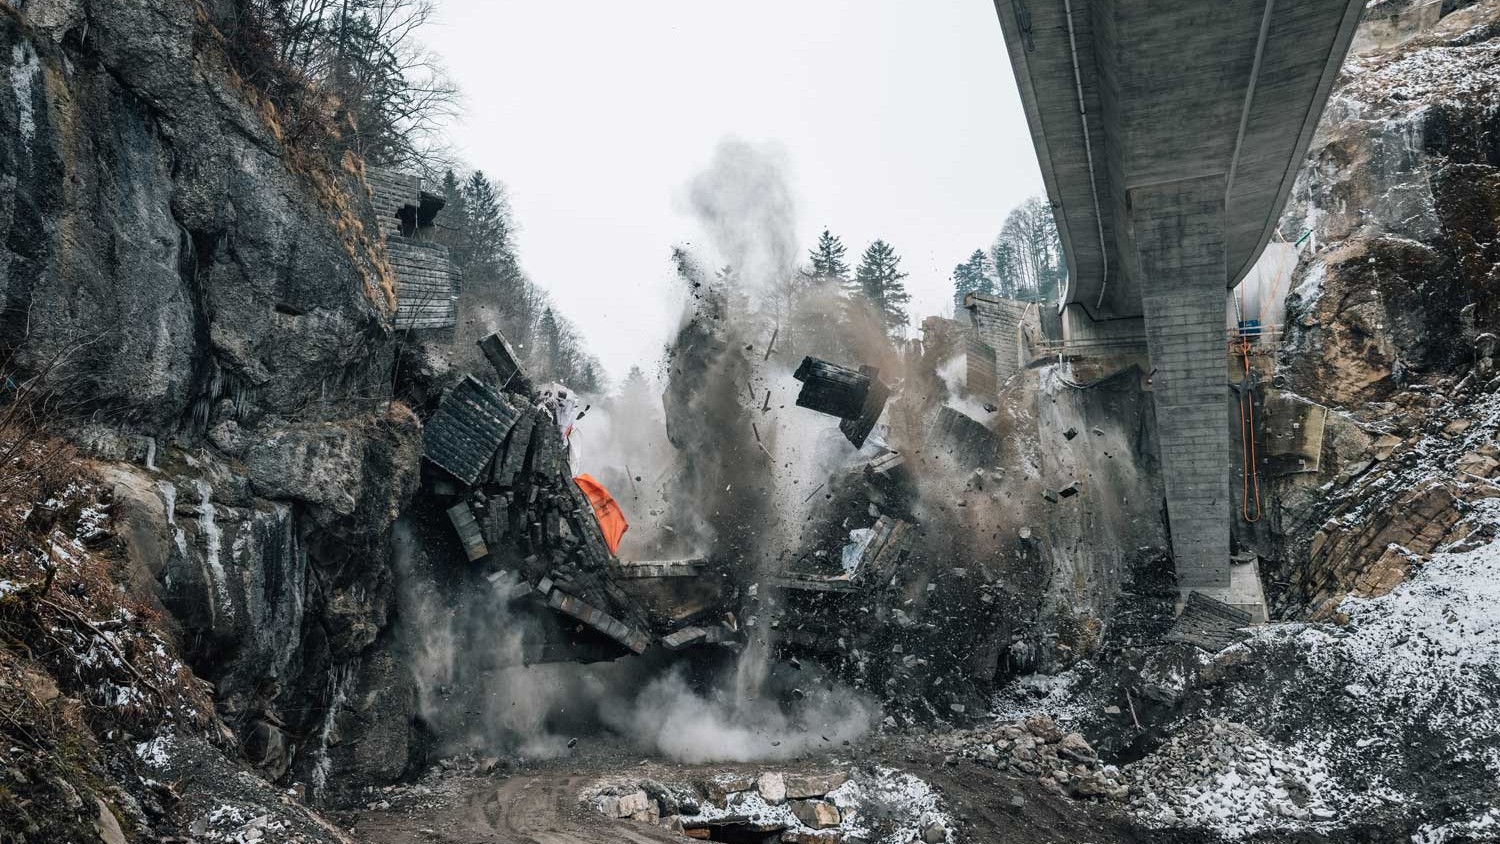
[992,0,1363,597]
[367,167,461,330]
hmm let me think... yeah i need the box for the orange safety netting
[574,474,628,554]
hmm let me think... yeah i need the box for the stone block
[757,772,786,804]
[790,799,841,829]
[784,771,850,799]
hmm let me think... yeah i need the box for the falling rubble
[422,332,656,660]
[792,356,892,448]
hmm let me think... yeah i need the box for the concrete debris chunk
[661,627,708,650]
[477,331,526,388]
[769,571,858,593]
[789,799,841,829]
[446,501,488,561]
[1164,590,1254,651]
[484,570,531,602]
[423,375,522,485]
[783,771,850,799]
[930,405,1000,469]
[492,400,536,487]
[792,357,892,448]
[793,357,876,418]
[545,589,651,654]
[610,559,707,579]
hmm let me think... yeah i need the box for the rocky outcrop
[1278,4,1500,408]
[0,0,395,434]
[0,0,429,802]
[1261,2,1500,615]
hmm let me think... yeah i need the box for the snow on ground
[1129,503,1500,839]
[988,668,1095,726]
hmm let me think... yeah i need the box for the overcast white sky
[424,0,1043,384]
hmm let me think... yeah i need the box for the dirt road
[342,769,683,844]
[335,742,1159,844]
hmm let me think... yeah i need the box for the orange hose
[1237,333,1262,523]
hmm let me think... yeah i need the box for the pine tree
[807,230,850,281]
[989,239,1019,299]
[855,239,912,338]
[462,171,511,282]
[951,248,995,311]
[437,169,471,273]
[539,307,562,377]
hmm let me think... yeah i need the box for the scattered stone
[701,774,757,805]
[757,772,787,804]
[783,831,844,844]
[1024,714,1064,743]
[784,771,851,799]
[1057,733,1097,762]
[790,799,841,828]
[599,790,651,818]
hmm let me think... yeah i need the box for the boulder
[790,799,841,829]
[784,771,850,799]
[1056,733,1097,762]
[1024,714,1064,743]
[95,798,127,844]
[757,772,786,804]
[920,813,948,843]
[245,424,362,516]
[700,774,757,805]
[599,790,651,818]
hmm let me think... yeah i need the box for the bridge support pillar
[1132,175,1231,590]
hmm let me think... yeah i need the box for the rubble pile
[588,766,954,843]
[925,714,1130,802]
[1124,720,1341,835]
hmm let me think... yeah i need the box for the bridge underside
[993,0,1363,589]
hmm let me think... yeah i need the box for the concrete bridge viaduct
[990,0,1364,595]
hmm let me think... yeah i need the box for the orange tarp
[574,474,628,554]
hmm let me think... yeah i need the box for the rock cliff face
[1266,1,1500,615]
[1279,2,1500,406]
[0,0,424,797]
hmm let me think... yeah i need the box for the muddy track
[345,770,681,844]
[337,746,1164,844]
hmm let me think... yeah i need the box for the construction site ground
[331,736,1160,844]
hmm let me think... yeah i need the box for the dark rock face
[0,0,424,798]
[0,0,393,433]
